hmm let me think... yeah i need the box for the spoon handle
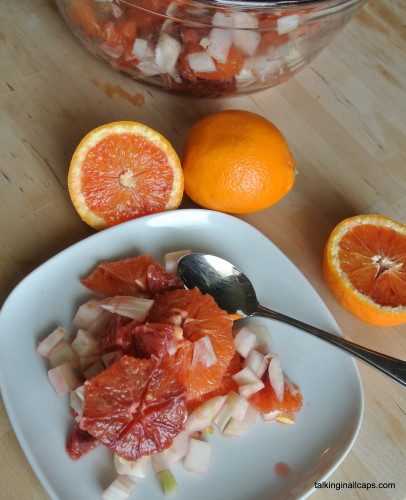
[255,304,406,388]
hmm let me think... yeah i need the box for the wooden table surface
[1,0,405,499]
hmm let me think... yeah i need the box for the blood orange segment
[187,351,243,411]
[248,379,303,414]
[147,288,235,401]
[66,424,99,460]
[132,323,179,359]
[80,356,187,460]
[68,121,183,230]
[99,314,137,354]
[323,215,406,326]
[81,254,182,297]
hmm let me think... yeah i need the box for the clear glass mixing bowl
[56,0,366,97]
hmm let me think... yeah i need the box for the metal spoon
[178,253,406,388]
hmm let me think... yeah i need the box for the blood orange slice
[68,121,183,230]
[80,356,187,460]
[147,288,235,401]
[81,254,182,297]
[323,215,406,326]
[248,379,303,415]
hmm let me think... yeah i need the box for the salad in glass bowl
[55,0,366,97]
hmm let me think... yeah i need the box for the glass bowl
[55,0,366,97]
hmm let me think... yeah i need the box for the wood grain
[0,0,405,498]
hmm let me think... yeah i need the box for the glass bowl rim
[118,0,364,9]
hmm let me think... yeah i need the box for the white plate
[0,209,363,500]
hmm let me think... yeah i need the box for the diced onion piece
[102,350,123,368]
[276,413,296,425]
[232,366,260,386]
[155,32,182,74]
[246,324,272,353]
[99,296,154,321]
[187,52,217,73]
[223,405,257,437]
[111,4,124,18]
[101,475,137,500]
[157,469,178,496]
[212,12,234,28]
[285,374,300,396]
[261,409,281,422]
[232,12,258,29]
[234,327,259,358]
[186,395,227,435]
[277,14,299,35]
[48,362,81,397]
[71,329,100,357]
[191,336,217,369]
[69,385,85,422]
[83,360,105,380]
[232,12,260,56]
[88,310,112,337]
[224,391,249,420]
[285,45,302,67]
[114,454,151,478]
[132,38,152,60]
[184,439,212,475]
[243,349,269,378]
[80,355,102,373]
[164,249,191,275]
[267,354,284,401]
[152,431,190,472]
[136,60,161,76]
[73,299,106,330]
[238,381,265,399]
[48,340,79,370]
[207,28,233,63]
[70,385,85,422]
[244,55,283,82]
[235,68,257,88]
[36,327,65,358]
[213,404,234,432]
[200,37,210,49]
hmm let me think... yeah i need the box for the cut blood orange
[68,122,183,230]
[248,379,303,415]
[323,215,406,326]
[81,254,182,297]
[80,356,187,460]
[147,288,235,401]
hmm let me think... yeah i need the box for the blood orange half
[147,288,235,401]
[68,121,183,230]
[80,356,187,460]
[323,214,406,326]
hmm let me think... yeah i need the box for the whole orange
[182,110,297,214]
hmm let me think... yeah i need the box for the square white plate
[0,209,363,500]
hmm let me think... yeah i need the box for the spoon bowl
[178,253,406,388]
